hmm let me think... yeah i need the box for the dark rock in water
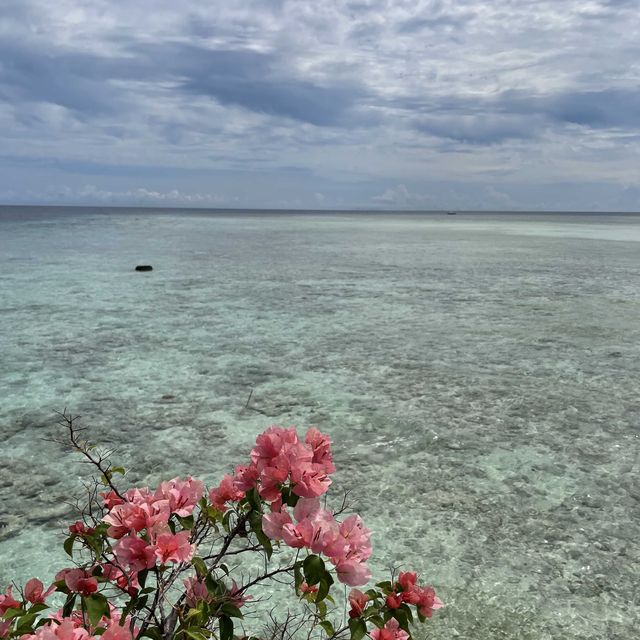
[135,265,153,272]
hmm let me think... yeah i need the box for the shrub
[0,413,442,640]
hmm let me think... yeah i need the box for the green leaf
[245,488,262,512]
[376,581,392,591]
[177,515,194,530]
[62,595,77,618]
[83,594,109,627]
[365,589,380,600]
[369,616,385,629]
[319,621,335,637]
[138,569,149,589]
[294,561,304,593]
[220,616,234,640]
[192,557,208,578]
[220,604,243,619]
[110,466,126,476]
[3,607,25,620]
[63,535,76,557]
[400,603,413,623]
[219,563,229,576]
[348,618,367,640]
[303,555,325,586]
[183,629,208,640]
[249,513,272,559]
[141,627,163,640]
[391,608,410,633]
[316,574,333,603]
[316,600,327,619]
[27,604,49,615]
[15,613,39,634]
[204,574,222,596]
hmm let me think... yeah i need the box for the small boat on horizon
[446,211,457,215]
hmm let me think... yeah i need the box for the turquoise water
[1,207,639,639]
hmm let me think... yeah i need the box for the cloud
[0,0,639,209]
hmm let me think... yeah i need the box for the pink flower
[385,593,402,609]
[184,577,210,607]
[63,570,98,597]
[281,519,315,548]
[251,426,299,471]
[123,487,155,505]
[257,464,288,502]
[290,464,331,498]
[370,619,409,640]
[100,491,125,510]
[0,585,20,615]
[228,581,251,609]
[305,428,336,474]
[232,464,260,492]
[262,508,293,540]
[101,564,139,597]
[293,497,321,521]
[103,502,147,539]
[68,522,94,536]
[414,586,443,618]
[299,582,318,595]
[339,515,372,561]
[101,622,133,640]
[24,620,91,640]
[156,476,204,517]
[114,535,156,572]
[154,531,195,564]
[335,560,371,586]
[24,578,54,604]
[397,572,417,592]
[208,475,245,512]
[348,588,369,617]
[0,620,10,639]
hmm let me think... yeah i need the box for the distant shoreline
[1,204,639,216]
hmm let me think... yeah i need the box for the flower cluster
[0,421,442,640]
[99,478,202,589]
[206,426,371,586]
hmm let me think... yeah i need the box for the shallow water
[1,207,639,639]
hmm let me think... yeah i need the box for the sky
[0,0,639,211]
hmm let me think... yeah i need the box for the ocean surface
[1,206,639,639]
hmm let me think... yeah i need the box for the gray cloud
[0,0,639,209]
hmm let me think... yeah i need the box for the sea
[1,206,639,640]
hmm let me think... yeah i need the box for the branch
[55,410,125,500]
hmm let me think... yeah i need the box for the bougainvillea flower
[101,621,133,640]
[154,531,195,564]
[251,426,299,471]
[335,560,372,586]
[305,428,336,474]
[208,475,245,512]
[370,619,409,640]
[114,536,156,572]
[183,577,210,607]
[232,464,260,492]
[24,578,55,604]
[0,585,20,615]
[228,581,251,608]
[262,508,293,540]
[63,570,98,597]
[156,476,204,517]
[348,588,369,617]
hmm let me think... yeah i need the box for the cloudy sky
[0,0,639,210]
